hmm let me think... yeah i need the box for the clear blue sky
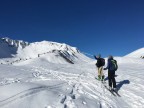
[0,0,144,57]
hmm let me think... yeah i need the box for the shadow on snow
[116,80,130,91]
[104,76,130,91]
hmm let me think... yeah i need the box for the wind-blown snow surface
[0,56,144,108]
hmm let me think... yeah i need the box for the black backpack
[100,58,105,66]
[95,58,105,67]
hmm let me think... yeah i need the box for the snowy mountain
[1,37,29,48]
[1,38,144,108]
[0,38,91,64]
[17,41,79,59]
[0,37,29,58]
[125,47,144,58]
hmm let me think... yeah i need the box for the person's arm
[94,55,97,60]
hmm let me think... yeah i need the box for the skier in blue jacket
[104,55,117,91]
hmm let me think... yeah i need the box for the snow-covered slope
[125,48,144,58]
[0,56,144,108]
[1,38,144,108]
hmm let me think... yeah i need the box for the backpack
[100,58,105,66]
[110,59,118,71]
[95,58,105,67]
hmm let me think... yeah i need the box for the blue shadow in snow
[104,76,130,91]
[116,80,130,91]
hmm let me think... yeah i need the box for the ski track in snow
[28,66,130,108]
[0,82,66,107]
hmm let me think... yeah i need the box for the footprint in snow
[60,95,67,104]
[70,89,76,99]
[0,78,20,86]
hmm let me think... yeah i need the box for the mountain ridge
[0,37,92,64]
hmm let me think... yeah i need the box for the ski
[103,85,116,96]
[95,77,100,80]
[95,77,120,97]
[113,90,121,97]
[95,77,106,83]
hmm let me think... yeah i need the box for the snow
[0,38,144,108]
[1,57,144,108]
[0,37,29,58]
[125,47,144,58]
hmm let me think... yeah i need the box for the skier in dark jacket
[94,54,105,81]
[104,55,117,90]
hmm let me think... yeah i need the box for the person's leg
[98,67,101,80]
[108,71,112,88]
[111,71,116,88]
[100,66,104,81]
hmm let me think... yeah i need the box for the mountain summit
[0,37,91,64]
